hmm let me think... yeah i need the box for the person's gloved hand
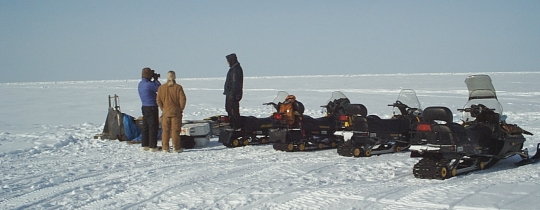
[235,94,242,100]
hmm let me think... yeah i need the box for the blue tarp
[125,114,161,142]
[123,114,141,141]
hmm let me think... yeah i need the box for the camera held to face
[151,70,160,81]
[151,70,160,78]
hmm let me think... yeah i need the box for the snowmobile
[410,74,537,180]
[271,91,359,152]
[337,89,423,157]
[217,91,289,148]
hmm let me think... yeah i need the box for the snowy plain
[1,72,540,210]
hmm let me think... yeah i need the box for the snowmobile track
[0,165,135,209]
[336,140,355,157]
[84,161,279,209]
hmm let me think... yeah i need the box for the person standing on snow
[223,53,244,129]
[157,71,187,153]
[138,67,161,152]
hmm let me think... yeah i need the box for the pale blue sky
[1,0,539,83]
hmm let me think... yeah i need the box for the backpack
[279,95,299,125]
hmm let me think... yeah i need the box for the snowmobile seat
[351,116,369,132]
[428,124,455,144]
[422,107,470,145]
[422,107,453,123]
[242,116,272,132]
[301,115,335,132]
[366,116,409,134]
[367,115,381,120]
[346,104,367,116]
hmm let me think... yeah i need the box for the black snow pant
[225,94,241,128]
[141,106,159,148]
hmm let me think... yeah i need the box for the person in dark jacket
[138,67,161,152]
[223,53,244,128]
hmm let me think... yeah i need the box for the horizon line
[1,71,538,85]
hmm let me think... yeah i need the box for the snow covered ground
[1,72,539,209]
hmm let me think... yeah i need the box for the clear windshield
[460,75,503,122]
[460,91,503,123]
[273,91,290,104]
[327,91,348,103]
[465,75,497,100]
[322,91,351,115]
[393,89,422,115]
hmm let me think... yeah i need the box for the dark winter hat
[142,67,152,80]
[226,53,238,66]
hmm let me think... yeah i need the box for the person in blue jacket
[138,67,161,152]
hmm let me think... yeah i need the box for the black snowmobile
[271,91,358,152]
[337,89,423,157]
[410,74,537,180]
[217,91,289,148]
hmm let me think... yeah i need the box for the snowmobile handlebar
[389,100,411,115]
[457,106,495,113]
[263,102,281,111]
[388,100,409,108]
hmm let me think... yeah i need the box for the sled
[94,94,218,148]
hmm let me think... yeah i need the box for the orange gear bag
[279,95,297,125]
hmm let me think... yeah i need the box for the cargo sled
[94,94,217,148]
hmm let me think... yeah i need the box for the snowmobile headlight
[273,113,283,120]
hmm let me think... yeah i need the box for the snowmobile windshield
[460,91,503,123]
[322,91,350,115]
[273,91,290,104]
[465,75,497,100]
[460,75,502,123]
[327,91,348,103]
[393,89,422,115]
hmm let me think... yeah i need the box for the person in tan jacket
[157,71,187,153]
